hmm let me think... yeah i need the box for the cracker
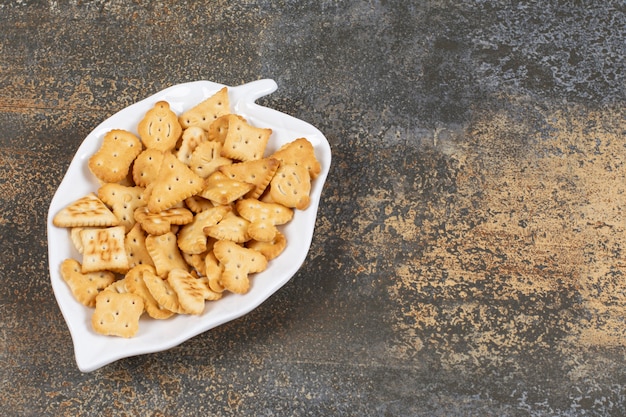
[80,226,129,274]
[204,251,225,293]
[132,149,165,187]
[179,87,230,130]
[53,192,119,228]
[88,129,142,183]
[92,290,144,338]
[213,240,267,294]
[134,206,193,236]
[138,101,182,152]
[188,140,233,179]
[269,163,311,210]
[124,222,155,268]
[125,264,174,319]
[142,268,185,314]
[184,195,215,213]
[236,198,293,242]
[195,275,223,301]
[182,250,207,277]
[177,205,231,254]
[147,152,205,213]
[176,126,208,165]
[207,113,238,144]
[219,157,279,199]
[246,231,287,261]
[60,258,116,307]
[270,137,321,179]
[97,183,145,232]
[204,211,251,243]
[103,277,130,294]
[198,171,254,205]
[167,268,207,315]
[221,115,272,161]
[145,231,189,277]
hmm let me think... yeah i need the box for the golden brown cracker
[246,231,287,261]
[167,268,206,315]
[221,115,272,161]
[53,193,120,228]
[138,101,182,152]
[147,152,205,213]
[80,226,129,274]
[213,240,267,294]
[125,264,174,319]
[88,129,142,184]
[97,183,145,232]
[189,140,233,178]
[134,206,193,236]
[132,149,165,187]
[176,126,208,165]
[177,205,231,254]
[270,137,321,179]
[92,290,145,338]
[145,231,189,277]
[142,268,185,314]
[179,87,230,130]
[236,198,293,242]
[269,163,311,210]
[198,171,254,205]
[60,258,116,307]
[124,222,155,268]
[204,211,251,243]
[219,157,279,199]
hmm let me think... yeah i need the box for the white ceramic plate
[47,79,331,372]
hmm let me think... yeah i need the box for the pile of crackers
[53,87,321,338]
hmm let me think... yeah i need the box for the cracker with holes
[221,115,272,161]
[60,258,116,307]
[213,240,267,294]
[53,193,119,228]
[92,290,144,338]
[167,268,207,315]
[125,264,174,319]
[80,226,129,274]
[189,141,233,178]
[219,157,279,199]
[124,223,154,269]
[147,152,205,213]
[142,268,185,314]
[132,149,165,187]
[270,137,321,179]
[134,206,193,236]
[179,87,230,130]
[138,101,182,152]
[88,129,142,183]
[269,163,311,210]
[145,232,189,277]
[208,113,243,144]
[236,198,293,242]
[246,231,288,261]
[177,205,231,254]
[204,211,251,243]
[177,126,208,165]
[199,171,254,205]
[97,183,145,232]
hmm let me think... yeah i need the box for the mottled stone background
[1,1,625,416]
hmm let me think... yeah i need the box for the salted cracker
[219,157,279,199]
[269,163,311,210]
[213,240,267,294]
[270,137,321,179]
[147,152,205,213]
[177,205,231,254]
[167,268,207,315]
[80,225,129,274]
[189,140,233,179]
[91,290,144,338]
[97,183,145,232]
[221,115,272,162]
[145,231,189,277]
[125,264,174,319]
[53,193,119,228]
[137,101,182,152]
[235,198,293,242]
[88,129,142,184]
[179,87,230,130]
[60,258,116,307]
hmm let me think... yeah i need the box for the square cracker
[91,291,144,338]
[80,226,129,274]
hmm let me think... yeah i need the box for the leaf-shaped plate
[46,79,331,372]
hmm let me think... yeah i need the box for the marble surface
[1,1,625,416]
